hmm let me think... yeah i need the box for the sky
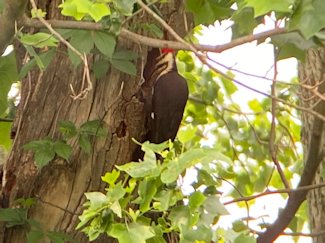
[199,21,297,107]
[198,20,312,243]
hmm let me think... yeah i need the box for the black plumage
[147,48,188,144]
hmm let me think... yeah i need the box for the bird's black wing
[150,70,188,144]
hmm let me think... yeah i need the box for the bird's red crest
[161,48,174,54]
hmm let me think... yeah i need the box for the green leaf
[140,24,163,38]
[19,48,56,79]
[188,191,206,210]
[67,30,94,66]
[112,0,136,16]
[76,211,98,230]
[92,31,116,58]
[24,139,56,168]
[154,189,179,211]
[110,59,136,76]
[59,0,87,20]
[168,206,191,227]
[31,8,47,18]
[78,134,91,154]
[254,165,273,192]
[24,45,45,70]
[177,125,198,144]
[140,140,169,154]
[128,223,155,242]
[20,33,58,48]
[271,32,316,61]
[0,208,27,227]
[15,198,37,208]
[47,231,72,243]
[80,119,106,136]
[234,233,256,243]
[27,230,44,243]
[185,0,232,25]
[231,7,258,37]
[125,178,137,194]
[220,73,237,96]
[87,3,111,22]
[146,225,165,243]
[101,170,120,186]
[137,178,159,212]
[248,99,263,112]
[85,192,108,208]
[60,0,110,22]
[54,141,72,160]
[181,224,213,242]
[232,220,248,232]
[108,223,155,243]
[93,59,110,79]
[112,50,138,61]
[107,183,126,201]
[0,0,4,12]
[26,219,42,231]
[116,151,160,178]
[204,195,229,216]
[161,148,231,184]
[0,122,12,150]
[289,0,325,39]
[34,144,56,168]
[110,200,122,218]
[23,139,50,151]
[58,120,78,139]
[197,195,228,227]
[245,0,294,17]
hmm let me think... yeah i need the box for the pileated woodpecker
[142,47,188,144]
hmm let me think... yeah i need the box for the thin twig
[225,182,325,205]
[28,1,92,100]
[0,118,14,122]
[207,53,299,86]
[136,0,197,52]
[250,228,325,238]
[122,0,159,26]
[199,55,325,122]
[269,44,290,189]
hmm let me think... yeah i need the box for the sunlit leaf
[20,33,58,48]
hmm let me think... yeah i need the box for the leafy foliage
[0,0,323,242]
[77,141,255,243]
[19,33,59,48]
[0,198,71,243]
[176,50,302,239]
[23,120,107,168]
[59,0,111,22]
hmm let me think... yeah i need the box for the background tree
[1,0,325,243]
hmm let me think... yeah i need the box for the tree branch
[269,43,290,189]
[251,228,325,238]
[0,0,28,54]
[257,70,325,242]
[225,182,325,205]
[21,17,288,53]
[0,118,13,122]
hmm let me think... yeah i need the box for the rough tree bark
[0,0,189,242]
[299,48,325,243]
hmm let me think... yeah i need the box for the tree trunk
[0,1,189,242]
[299,48,325,243]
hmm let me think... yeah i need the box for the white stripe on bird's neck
[155,52,175,80]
